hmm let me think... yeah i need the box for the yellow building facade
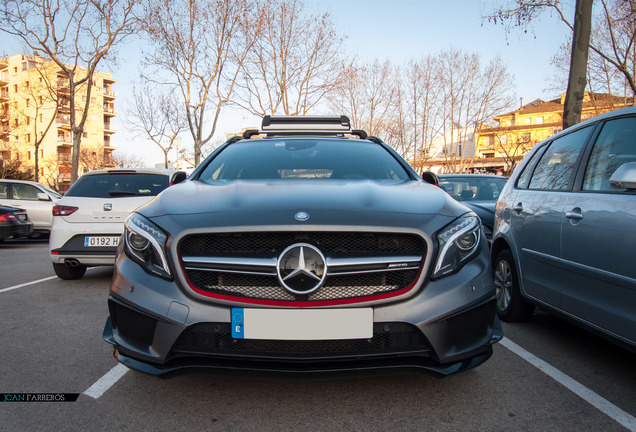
[475,93,634,174]
[0,54,116,191]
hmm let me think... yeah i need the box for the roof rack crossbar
[261,115,352,136]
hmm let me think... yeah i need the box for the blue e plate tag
[231,308,244,339]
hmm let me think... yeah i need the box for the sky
[0,0,574,167]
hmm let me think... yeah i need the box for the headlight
[124,213,172,280]
[432,214,481,279]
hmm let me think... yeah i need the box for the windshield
[64,173,170,198]
[197,138,412,182]
[439,176,508,202]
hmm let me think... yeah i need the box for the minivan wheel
[53,262,87,280]
[493,249,534,322]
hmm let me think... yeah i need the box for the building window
[536,116,544,125]
[39,114,43,122]
[13,84,18,92]
[525,118,531,124]
[39,96,43,104]
[26,116,30,126]
[26,99,30,107]
[25,81,30,88]
[26,134,31,143]
[28,151,31,160]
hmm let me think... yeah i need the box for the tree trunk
[563,0,593,129]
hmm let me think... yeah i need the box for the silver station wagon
[492,106,636,352]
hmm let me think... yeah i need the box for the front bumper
[103,242,503,376]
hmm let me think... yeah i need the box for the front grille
[178,232,426,305]
[172,322,431,357]
[110,301,158,348]
[180,232,424,258]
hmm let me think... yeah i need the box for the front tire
[53,262,87,280]
[493,249,534,322]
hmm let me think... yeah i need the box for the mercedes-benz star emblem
[294,211,309,221]
[277,243,327,295]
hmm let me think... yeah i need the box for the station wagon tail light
[52,205,79,216]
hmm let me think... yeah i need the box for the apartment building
[474,92,634,174]
[0,53,116,192]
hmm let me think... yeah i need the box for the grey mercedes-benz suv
[492,106,636,352]
[103,116,503,375]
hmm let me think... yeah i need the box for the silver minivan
[491,106,636,352]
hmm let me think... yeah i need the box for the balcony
[56,78,69,93]
[103,105,116,116]
[57,153,72,164]
[57,114,71,130]
[103,122,116,134]
[57,134,72,146]
[103,88,117,99]
[102,155,115,167]
[0,89,9,101]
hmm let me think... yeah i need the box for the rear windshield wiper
[108,191,143,197]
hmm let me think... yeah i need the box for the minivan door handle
[565,208,584,221]
[513,203,523,213]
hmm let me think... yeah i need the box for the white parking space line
[501,337,636,431]
[0,276,57,294]
[83,363,129,399]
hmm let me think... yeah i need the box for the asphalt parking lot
[1,238,635,431]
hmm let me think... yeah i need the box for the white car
[0,179,62,237]
[50,168,186,279]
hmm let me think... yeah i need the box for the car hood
[461,201,495,223]
[140,179,467,218]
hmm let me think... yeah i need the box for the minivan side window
[528,125,594,191]
[583,117,636,193]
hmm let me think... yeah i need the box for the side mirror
[171,171,187,185]
[421,171,439,186]
[609,162,636,190]
[37,192,51,201]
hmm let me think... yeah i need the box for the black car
[103,116,502,376]
[438,174,508,241]
[0,205,33,242]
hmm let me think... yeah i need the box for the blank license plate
[84,236,120,247]
[231,308,373,340]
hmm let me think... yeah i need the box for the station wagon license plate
[231,308,373,340]
[84,236,120,247]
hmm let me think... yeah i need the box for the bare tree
[486,0,636,127]
[126,84,188,168]
[329,60,399,138]
[0,0,138,184]
[112,151,146,168]
[235,0,348,117]
[140,0,257,166]
[436,50,516,173]
[401,57,442,173]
